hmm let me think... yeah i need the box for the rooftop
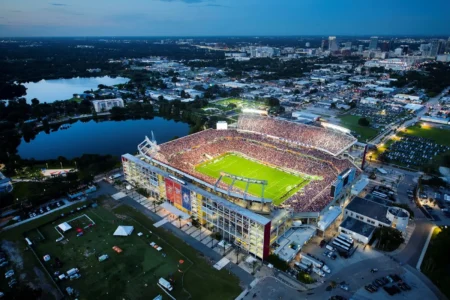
[345,196,390,225]
[340,217,376,238]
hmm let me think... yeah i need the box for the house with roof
[339,196,409,244]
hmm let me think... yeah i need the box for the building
[429,39,440,57]
[369,36,378,50]
[329,36,339,51]
[92,98,124,113]
[446,37,450,54]
[339,196,409,244]
[122,153,271,259]
[122,116,358,260]
[0,172,13,193]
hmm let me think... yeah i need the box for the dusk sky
[1,0,450,37]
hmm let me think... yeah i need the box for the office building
[429,40,440,57]
[446,37,450,54]
[92,98,124,113]
[321,39,328,50]
[339,196,409,244]
[369,36,378,50]
[329,36,339,51]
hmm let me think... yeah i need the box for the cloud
[10,10,22,13]
[50,3,69,6]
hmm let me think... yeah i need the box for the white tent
[58,222,72,233]
[113,226,134,236]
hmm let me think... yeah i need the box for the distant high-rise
[305,42,310,47]
[321,39,328,50]
[369,36,378,50]
[328,36,339,51]
[344,41,352,48]
[429,39,439,57]
[358,45,364,53]
[438,39,446,55]
[446,37,450,54]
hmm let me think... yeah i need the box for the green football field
[195,153,311,205]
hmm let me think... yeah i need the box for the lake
[23,76,130,103]
[18,118,189,160]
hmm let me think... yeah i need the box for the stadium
[122,115,360,259]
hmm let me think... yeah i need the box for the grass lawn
[422,227,450,299]
[14,199,241,300]
[195,153,311,205]
[30,205,184,300]
[214,98,268,110]
[338,114,379,141]
[398,124,450,146]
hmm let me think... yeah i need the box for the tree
[358,117,370,127]
[31,98,40,106]
[265,97,280,107]
[374,227,404,251]
[172,76,178,83]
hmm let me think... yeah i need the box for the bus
[332,240,351,252]
[337,233,353,243]
[301,253,323,268]
[372,191,388,199]
[335,236,353,248]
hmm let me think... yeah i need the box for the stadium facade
[122,115,360,259]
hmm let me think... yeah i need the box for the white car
[322,265,331,274]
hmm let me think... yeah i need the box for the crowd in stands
[237,115,357,156]
[142,126,358,213]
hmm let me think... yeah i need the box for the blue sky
[0,0,449,37]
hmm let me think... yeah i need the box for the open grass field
[399,123,450,146]
[23,200,241,300]
[338,114,379,141]
[214,98,268,109]
[195,153,311,205]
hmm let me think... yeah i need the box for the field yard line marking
[88,208,105,222]
[36,228,45,240]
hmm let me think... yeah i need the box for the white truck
[158,277,173,291]
[294,261,311,272]
[313,266,325,277]
[109,173,123,180]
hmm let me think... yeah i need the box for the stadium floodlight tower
[137,131,160,159]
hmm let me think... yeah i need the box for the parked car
[340,284,349,291]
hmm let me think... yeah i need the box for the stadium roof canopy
[58,222,72,232]
[113,225,134,236]
[160,202,190,220]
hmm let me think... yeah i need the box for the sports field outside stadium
[195,153,312,205]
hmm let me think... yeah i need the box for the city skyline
[1,0,450,37]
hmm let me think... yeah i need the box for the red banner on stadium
[173,182,182,206]
[165,178,175,203]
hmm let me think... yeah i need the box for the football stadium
[122,114,360,259]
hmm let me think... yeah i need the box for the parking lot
[350,105,409,126]
[382,135,450,168]
[297,235,383,282]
